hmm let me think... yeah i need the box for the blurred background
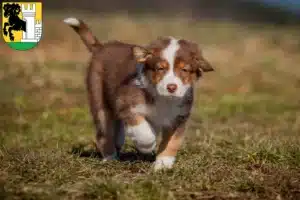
[43,0,300,24]
[0,0,299,129]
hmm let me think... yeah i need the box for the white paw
[126,120,156,154]
[153,156,175,171]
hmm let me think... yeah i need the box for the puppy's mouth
[156,92,184,101]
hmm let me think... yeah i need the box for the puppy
[63,17,214,171]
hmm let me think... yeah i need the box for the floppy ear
[196,57,214,73]
[132,46,153,63]
[185,41,214,77]
[194,57,214,79]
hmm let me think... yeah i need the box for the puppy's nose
[166,84,178,93]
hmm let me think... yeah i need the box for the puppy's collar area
[134,63,146,88]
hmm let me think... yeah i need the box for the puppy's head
[133,36,214,98]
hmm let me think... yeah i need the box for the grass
[1,13,300,199]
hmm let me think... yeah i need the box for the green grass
[0,13,300,200]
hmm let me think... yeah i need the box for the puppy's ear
[195,57,214,78]
[183,40,214,77]
[132,46,153,63]
[196,57,214,73]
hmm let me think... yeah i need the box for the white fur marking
[63,17,80,26]
[162,37,179,68]
[157,37,191,97]
[154,156,175,171]
[126,120,156,154]
[130,104,149,115]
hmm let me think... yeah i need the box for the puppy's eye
[178,61,189,72]
[156,62,166,72]
[181,68,189,72]
[156,66,165,72]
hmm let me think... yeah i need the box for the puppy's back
[88,41,140,107]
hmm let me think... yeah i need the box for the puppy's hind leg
[96,109,117,161]
[86,60,117,161]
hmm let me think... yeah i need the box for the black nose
[166,84,178,93]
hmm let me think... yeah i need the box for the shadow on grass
[70,144,156,163]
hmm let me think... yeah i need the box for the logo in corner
[2,2,42,51]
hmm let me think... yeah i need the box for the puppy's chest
[146,97,190,130]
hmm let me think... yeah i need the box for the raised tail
[63,17,102,52]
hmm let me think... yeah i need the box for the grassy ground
[1,13,300,200]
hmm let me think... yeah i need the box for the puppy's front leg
[125,115,156,154]
[154,118,187,171]
[116,87,156,154]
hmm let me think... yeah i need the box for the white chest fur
[131,96,190,132]
[149,97,184,130]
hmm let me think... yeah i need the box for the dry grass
[1,13,300,200]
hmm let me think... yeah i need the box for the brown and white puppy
[63,17,214,171]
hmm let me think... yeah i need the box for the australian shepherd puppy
[64,17,214,171]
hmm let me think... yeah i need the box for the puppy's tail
[63,17,102,52]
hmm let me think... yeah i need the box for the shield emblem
[2,2,42,51]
